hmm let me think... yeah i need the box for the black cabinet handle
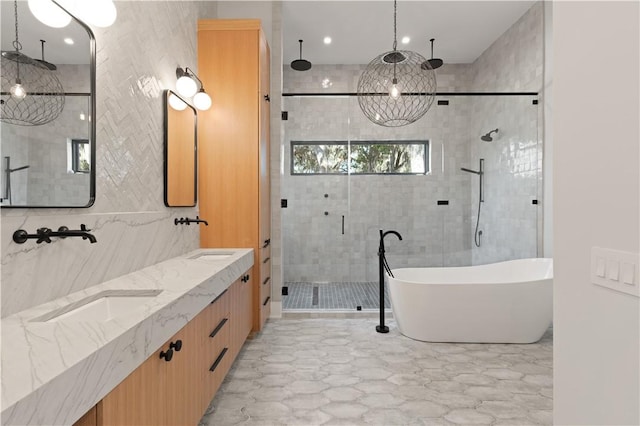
[241,274,250,283]
[264,94,270,102]
[209,347,228,372]
[263,296,271,306]
[159,348,173,362]
[263,257,270,264]
[263,239,270,248]
[170,340,182,352]
[263,277,270,286]
[209,318,228,338]
[211,289,227,304]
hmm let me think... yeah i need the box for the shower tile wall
[281,1,544,284]
[469,1,544,265]
[1,1,219,317]
[282,64,474,283]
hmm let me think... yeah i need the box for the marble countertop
[1,248,254,426]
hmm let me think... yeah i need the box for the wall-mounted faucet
[13,224,97,244]
[174,216,209,226]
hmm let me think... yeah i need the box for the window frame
[290,140,430,176]
[71,139,91,174]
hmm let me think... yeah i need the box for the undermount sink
[32,290,163,323]
[189,251,235,260]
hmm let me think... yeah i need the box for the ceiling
[1,1,90,65]
[283,1,537,66]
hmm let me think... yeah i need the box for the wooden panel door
[198,20,270,333]
[98,344,168,425]
[98,321,201,426]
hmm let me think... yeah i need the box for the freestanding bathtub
[388,258,553,344]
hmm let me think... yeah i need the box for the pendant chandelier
[357,0,436,127]
[1,1,65,126]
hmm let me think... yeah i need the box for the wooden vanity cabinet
[197,19,271,333]
[97,314,200,426]
[92,271,253,426]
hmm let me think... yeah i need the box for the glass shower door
[282,95,353,309]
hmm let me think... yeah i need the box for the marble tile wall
[1,1,219,317]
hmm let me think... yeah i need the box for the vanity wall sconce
[175,67,211,111]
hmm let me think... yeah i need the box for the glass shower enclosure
[281,94,540,311]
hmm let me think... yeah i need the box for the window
[70,139,90,173]
[291,141,429,175]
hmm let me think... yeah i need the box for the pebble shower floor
[199,318,553,425]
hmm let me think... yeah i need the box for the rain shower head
[291,39,312,71]
[481,128,499,142]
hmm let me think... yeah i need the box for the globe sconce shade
[175,67,211,111]
[193,90,212,111]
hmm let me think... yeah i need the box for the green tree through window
[291,141,428,175]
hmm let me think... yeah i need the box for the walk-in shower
[281,92,540,312]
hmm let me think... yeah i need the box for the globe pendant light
[357,0,436,127]
[1,0,65,126]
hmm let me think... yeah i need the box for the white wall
[553,2,640,424]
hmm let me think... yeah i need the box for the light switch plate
[591,247,640,297]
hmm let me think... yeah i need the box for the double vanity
[1,248,254,425]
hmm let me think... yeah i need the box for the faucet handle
[57,226,69,239]
[80,224,91,232]
[36,227,52,244]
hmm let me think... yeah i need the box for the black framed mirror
[164,90,197,207]
[0,1,96,208]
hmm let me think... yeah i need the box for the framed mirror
[164,90,197,207]
[0,1,96,208]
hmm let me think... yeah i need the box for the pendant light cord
[392,0,397,79]
[12,0,21,52]
[12,0,22,81]
[392,0,397,52]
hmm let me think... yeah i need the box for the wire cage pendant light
[357,0,436,127]
[1,1,65,126]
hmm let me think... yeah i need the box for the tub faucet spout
[377,229,403,334]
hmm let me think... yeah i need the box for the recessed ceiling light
[323,36,332,45]
[401,36,410,44]
[64,38,74,45]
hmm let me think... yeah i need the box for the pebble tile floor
[200,318,553,426]
[283,282,391,310]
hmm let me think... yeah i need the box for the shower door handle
[341,215,345,235]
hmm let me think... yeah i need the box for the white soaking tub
[388,258,553,343]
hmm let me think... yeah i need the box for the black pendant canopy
[422,38,443,70]
[34,40,57,71]
[290,39,312,71]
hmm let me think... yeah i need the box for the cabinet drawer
[260,277,271,301]
[260,292,271,326]
[205,287,231,329]
[203,325,231,406]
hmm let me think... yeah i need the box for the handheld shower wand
[460,159,485,247]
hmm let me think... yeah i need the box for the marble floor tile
[200,318,553,426]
